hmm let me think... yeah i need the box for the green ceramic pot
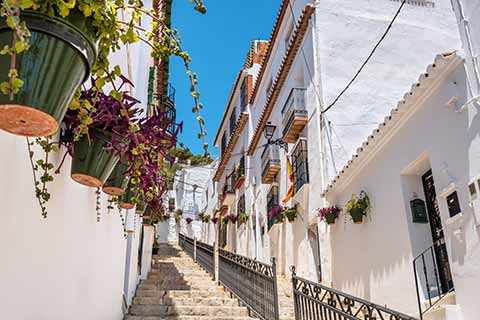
[350,207,365,224]
[325,212,337,224]
[102,161,129,196]
[0,10,97,137]
[71,130,119,188]
[120,181,136,210]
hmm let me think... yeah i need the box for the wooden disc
[120,202,134,210]
[71,173,103,188]
[102,186,125,196]
[0,104,58,137]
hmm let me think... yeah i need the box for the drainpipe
[312,0,326,283]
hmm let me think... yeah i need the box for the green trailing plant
[26,136,58,218]
[346,191,370,224]
[2,0,210,218]
[284,206,298,223]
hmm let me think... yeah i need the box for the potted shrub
[221,216,228,225]
[152,240,160,255]
[211,216,218,224]
[319,206,341,225]
[186,217,193,224]
[268,205,285,225]
[239,212,249,224]
[284,206,298,223]
[346,191,370,224]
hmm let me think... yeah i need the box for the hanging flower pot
[319,206,341,225]
[136,201,145,215]
[346,191,370,224]
[70,129,120,187]
[120,182,135,210]
[284,206,298,223]
[0,10,97,137]
[102,161,129,196]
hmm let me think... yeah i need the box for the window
[240,77,248,112]
[446,191,461,217]
[267,186,279,230]
[237,194,246,227]
[221,132,227,157]
[291,138,309,194]
[229,108,237,135]
[469,182,477,201]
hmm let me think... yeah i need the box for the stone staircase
[277,276,295,320]
[125,244,256,320]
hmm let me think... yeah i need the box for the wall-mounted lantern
[410,194,428,223]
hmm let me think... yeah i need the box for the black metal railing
[261,144,280,180]
[219,249,280,320]
[196,240,215,276]
[281,88,307,136]
[178,233,194,259]
[229,108,238,136]
[223,172,235,197]
[413,240,454,319]
[291,267,418,320]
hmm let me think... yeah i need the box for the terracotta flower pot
[120,182,135,210]
[0,10,97,137]
[102,161,129,196]
[71,130,120,187]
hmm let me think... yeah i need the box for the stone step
[133,296,239,307]
[138,284,219,292]
[135,290,230,299]
[147,273,210,281]
[141,278,215,286]
[125,316,256,320]
[129,305,249,317]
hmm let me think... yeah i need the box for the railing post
[194,237,197,261]
[214,222,220,283]
[271,257,280,320]
[290,266,298,320]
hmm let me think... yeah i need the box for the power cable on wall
[321,0,407,114]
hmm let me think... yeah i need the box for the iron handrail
[292,266,418,320]
[218,249,280,320]
[413,240,454,319]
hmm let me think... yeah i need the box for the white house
[206,0,461,284]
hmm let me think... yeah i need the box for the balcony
[222,172,236,206]
[261,144,281,184]
[234,156,246,189]
[282,88,307,143]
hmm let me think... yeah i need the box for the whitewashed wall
[0,137,127,320]
[324,58,478,317]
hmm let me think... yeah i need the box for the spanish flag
[282,156,294,204]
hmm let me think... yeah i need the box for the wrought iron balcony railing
[281,88,307,143]
[223,172,235,197]
[261,144,281,184]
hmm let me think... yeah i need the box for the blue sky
[170,0,281,157]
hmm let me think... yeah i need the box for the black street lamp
[263,122,288,151]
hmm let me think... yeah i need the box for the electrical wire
[322,0,407,114]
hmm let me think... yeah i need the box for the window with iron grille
[229,108,237,135]
[291,138,309,194]
[267,186,279,213]
[240,77,248,112]
[237,194,245,227]
[221,132,227,157]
